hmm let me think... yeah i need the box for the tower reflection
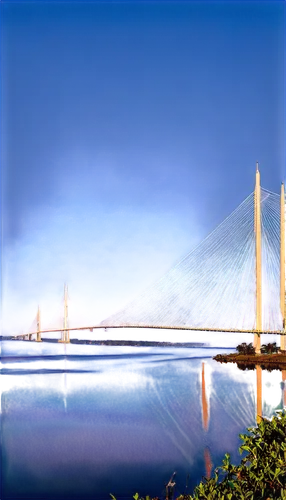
[200,362,285,481]
[62,345,70,411]
[282,370,286,408]
[201,362,209,432]
[254,365,286,424]
[200,361,212,479]
[204,447,212,480]
[256,365,262,423]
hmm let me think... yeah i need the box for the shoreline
[214,352,286,370]
[1,336,208,348]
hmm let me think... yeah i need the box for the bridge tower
[59,284,70,343]
[280,182,286,350]
[36,305,42,342]
[254,163,262,353]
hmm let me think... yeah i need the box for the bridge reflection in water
[0,356,286,488]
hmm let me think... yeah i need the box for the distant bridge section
[75,328,206,340]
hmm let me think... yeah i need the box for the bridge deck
[13,324,286,338]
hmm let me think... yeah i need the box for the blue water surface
[1,341,284,499]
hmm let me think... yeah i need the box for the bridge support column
[253,333,260,353]
[282,334,286,352]
[61,283,70,344]
[36,306,42,342]
[254,163,262,353]
[280,183,286,351]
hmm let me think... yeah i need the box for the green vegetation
[213,342,286,370]
[235,341,279,355]
[260,342,279,354]
[111,412,286,500]
[235,343,255,355]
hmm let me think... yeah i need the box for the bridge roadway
[13,324,286,339]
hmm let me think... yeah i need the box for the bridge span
[12,325,286,343]
[10,165,286,350]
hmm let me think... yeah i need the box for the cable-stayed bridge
[100,183,281,332]
[15,166,286,351]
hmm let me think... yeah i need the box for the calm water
[1,341,285,500]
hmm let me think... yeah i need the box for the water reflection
[247,364,286,423]
[204,447,212,480]
[200,361,286,479]
[201,362,210,432]
[200,361,212,479]
[256,365,262,423]
[1,343,285,500]
[0,358,286,420]
[283,370,286,407]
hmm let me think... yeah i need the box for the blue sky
[1,0,285,337]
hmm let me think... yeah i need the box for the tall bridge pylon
[24,283,95,344]
[254,163,262,353]
[36,306,41,342]
[23,286,70,343]
[58,284,70,343]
